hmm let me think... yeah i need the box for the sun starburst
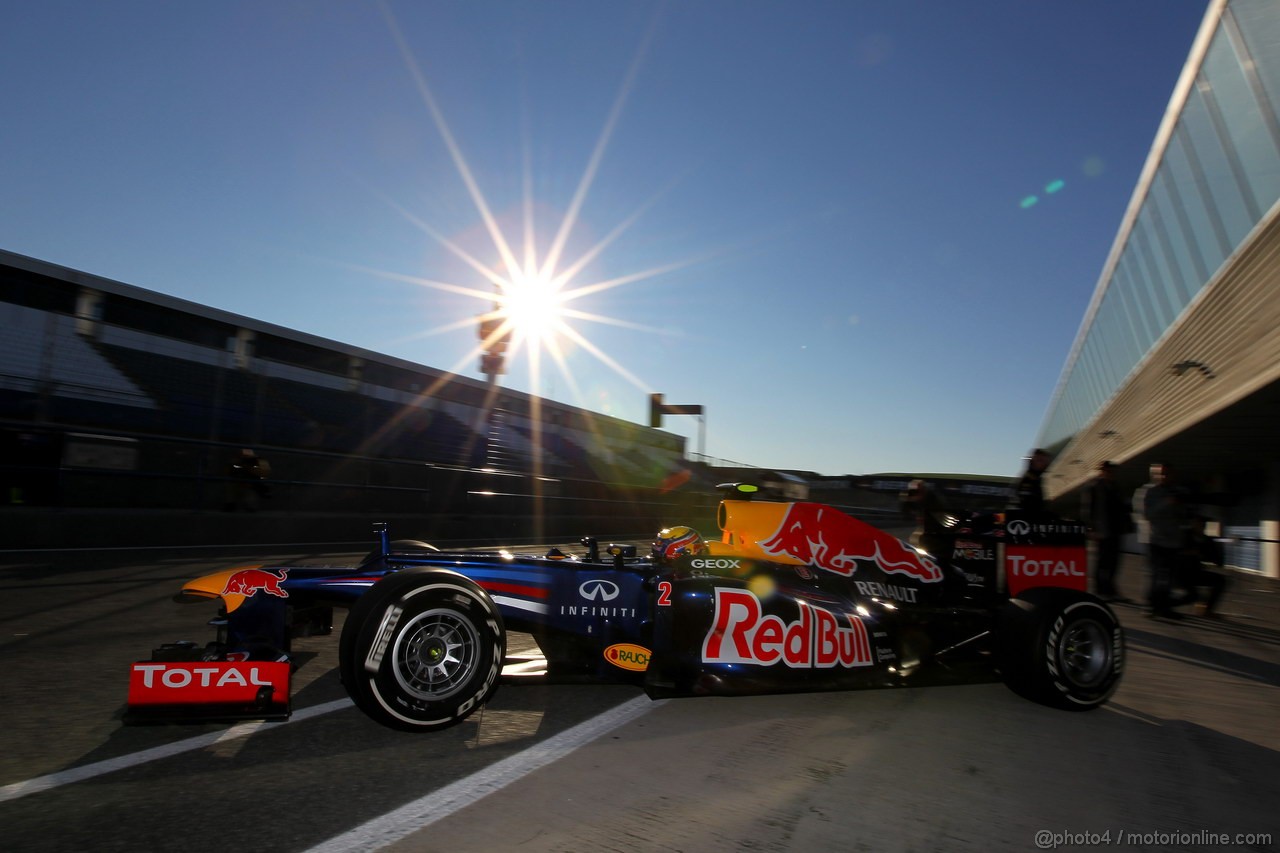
[369,0,690,404]
[500,267,570,348]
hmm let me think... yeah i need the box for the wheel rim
[1059,617,1110,688]
[392,608,481,700]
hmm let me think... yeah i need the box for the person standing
[901,479,950,559]
[1083,461,1132,601]
[225,448,269,512]
[1011,448,1051,517]
[1179,515,1229,617]
[1135,462,1189,619]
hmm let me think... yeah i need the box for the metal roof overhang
[1045,202,1280,505]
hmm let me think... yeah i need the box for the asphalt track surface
[2,541,1279,853]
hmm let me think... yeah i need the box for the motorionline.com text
[1035,829,1272,849]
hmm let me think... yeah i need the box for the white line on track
[0,697,354,804]
[303,695,664,853]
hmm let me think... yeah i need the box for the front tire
[339,569,504,732]
[998,588,1123,710]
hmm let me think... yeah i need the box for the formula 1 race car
[126,485,1124,731]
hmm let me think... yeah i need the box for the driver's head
[652,525,707,564]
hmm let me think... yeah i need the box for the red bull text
[702,588,874,669]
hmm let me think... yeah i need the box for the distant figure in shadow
[1083,460,1133,601]
[1135,462,1188,620]
[1178,515,1229,617]
[1010,448,1051,518]
[224,448,270,512]
[901,478,950,560]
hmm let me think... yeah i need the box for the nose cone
[177,565,264,612]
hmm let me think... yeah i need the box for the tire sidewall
[341,569,504,731]
[1039,598,1123,708]
[1000,589,1124,710]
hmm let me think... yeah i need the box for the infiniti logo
[579,579,620,602]
[1007,520,1031,536]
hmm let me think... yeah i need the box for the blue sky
[2,1,1209,477]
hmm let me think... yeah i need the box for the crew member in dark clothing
[1082,460,1133,600]
[902,478,951,560]
[1179,515,1228,617]
[225,448,270,512]
[1011,448,1051,516]
[1135,462,1188,619]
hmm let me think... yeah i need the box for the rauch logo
[603,643,651,672]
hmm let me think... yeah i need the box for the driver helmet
[652,525,707,563]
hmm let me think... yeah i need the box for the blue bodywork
[185,527,663,683]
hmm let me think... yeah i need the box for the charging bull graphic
[221,568,289,598]
[757,502,943,583]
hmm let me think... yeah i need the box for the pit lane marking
[303,695,664,853]
[1,694,661,812]
[0,697,353,803]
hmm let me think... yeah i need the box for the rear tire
[998,588,1123,710]
[339,569,504,732]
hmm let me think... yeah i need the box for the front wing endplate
[125,661,291,723]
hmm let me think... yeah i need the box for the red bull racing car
[126,485,1123,731]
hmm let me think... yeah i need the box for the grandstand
[0,250,697,547]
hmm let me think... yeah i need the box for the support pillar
[1262,461,1280,579]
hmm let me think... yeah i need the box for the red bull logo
[702,588,873,669]
[757,503,942,583]
[220,568,289,598]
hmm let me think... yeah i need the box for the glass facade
[1039,0,1280,452]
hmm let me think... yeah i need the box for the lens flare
[368,0,690,402]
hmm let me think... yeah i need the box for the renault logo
[579,579,620,601]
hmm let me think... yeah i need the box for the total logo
[578,579,620,602]
[127,661,291,708]
[133,663,277,689]
[1004,546,1088,595]
[1008,555,1086,578]
[702,588,873,669]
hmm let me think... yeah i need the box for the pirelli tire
[339,568,505,732]
[997,588,1124,711]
